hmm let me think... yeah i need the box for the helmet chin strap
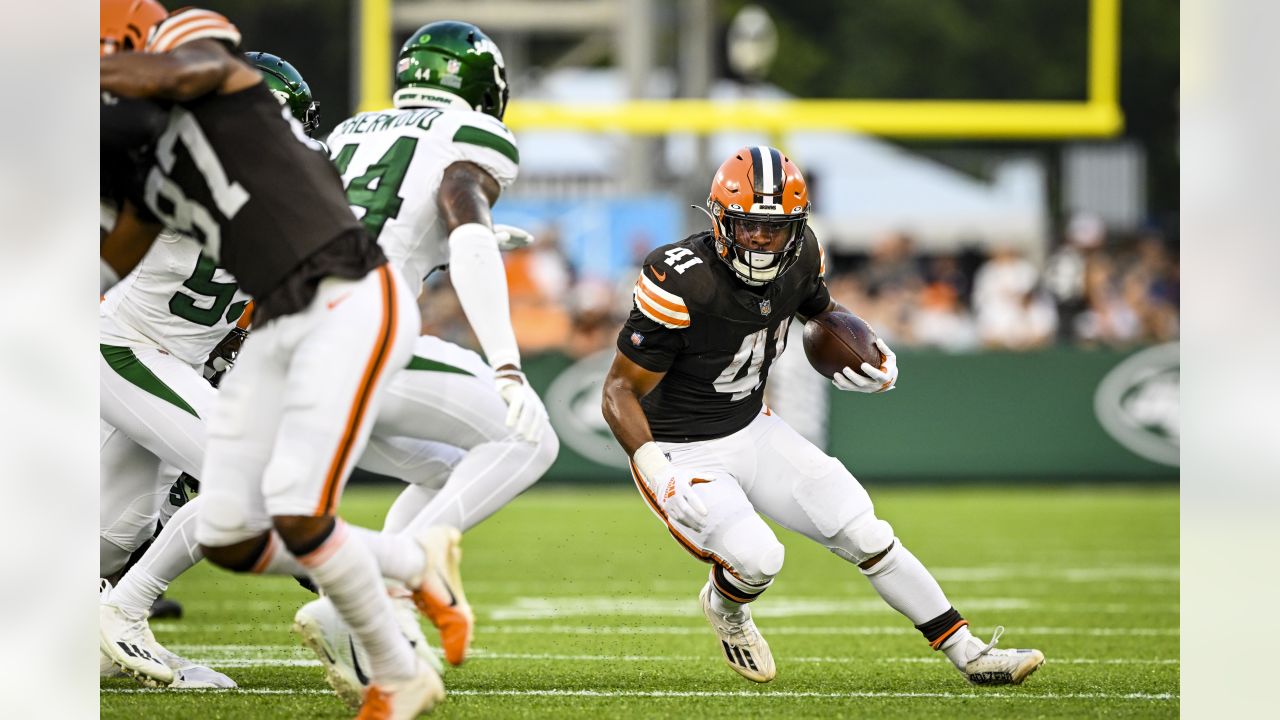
[393,87,473,111]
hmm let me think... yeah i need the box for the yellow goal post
[358,0,1122,140]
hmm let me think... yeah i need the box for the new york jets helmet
[245,51,320,135]
[394,21,508,120]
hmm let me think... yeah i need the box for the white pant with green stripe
[100,319,217,575]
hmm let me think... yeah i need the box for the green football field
[100,483,1178,719]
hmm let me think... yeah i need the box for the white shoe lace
[975,625,1005,658]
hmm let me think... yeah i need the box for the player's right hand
[656,468,712,532]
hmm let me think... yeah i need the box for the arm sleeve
[448,223,521,369]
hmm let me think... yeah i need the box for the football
[802,310,885,378]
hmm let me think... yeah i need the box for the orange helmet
[101,0,168,56]
[705,145,810,285]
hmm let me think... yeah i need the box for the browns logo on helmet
[100,0,168,57]
[701,145,810,285]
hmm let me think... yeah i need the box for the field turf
[101,483,1178,718]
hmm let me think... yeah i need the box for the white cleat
[294,597,371,709]
[144,623,237,689]
[410,526,473,667]
[356,657,445,720]
[699,583,776,683]
[99,580,174,687]
[294,591,439,709]
[387,584,445,676]
[99,647,125,679]
[961,627,1045,685]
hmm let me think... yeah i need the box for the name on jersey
[333,108,442,136]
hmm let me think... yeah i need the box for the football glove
[204,327,249,388]
[493,224,534,251]
[494,368,548,442]
[831,337,898,393]
[633,443,711,532]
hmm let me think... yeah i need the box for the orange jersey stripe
[635,293,690,328]
[315,267,397,515]
[635,279,688,315]
[148,10,239,53]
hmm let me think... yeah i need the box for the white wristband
[632,442,673,489]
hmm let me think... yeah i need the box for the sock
[915,606,985,669]
[347,525,426,584]
[939,625,984,669]
[707,564,771,615]
[110,497,205,621]
[860,540,953,623]
[247,531,309,577]
[297,520,416,681]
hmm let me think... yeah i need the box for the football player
[601,147,1045,685]
[100,6,448,714]
[292,21,560,701]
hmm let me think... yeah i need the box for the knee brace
[828,513,895,566]
[195,492,271,548]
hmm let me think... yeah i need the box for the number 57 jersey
[102,231,249,367]
[617,229,831,443]
[325,106,520,300]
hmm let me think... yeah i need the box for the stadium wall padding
[351,344,1178,485]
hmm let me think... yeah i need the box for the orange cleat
[410,526,473,666]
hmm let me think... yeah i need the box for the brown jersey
[617,229,830,442]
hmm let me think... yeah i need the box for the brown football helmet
[704,145,810,285]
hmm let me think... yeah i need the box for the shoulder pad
[632,265,690,329]
[147,9,241,54]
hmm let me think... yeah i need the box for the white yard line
[485,597,1177,620]
[100,687,1178,701]
[177,653,1180,668]
[153,623,1179,637]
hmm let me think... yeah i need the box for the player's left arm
[101,9,256,102]
[438,161,546,441]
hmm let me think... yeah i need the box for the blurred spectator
[1043,213,1105,343]
[564,279,618,358]
[504,229,573,353]
[972,247,1058,350]
[860,231,923,297]
[910,280,980,352]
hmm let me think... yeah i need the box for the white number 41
[664,247,703,274]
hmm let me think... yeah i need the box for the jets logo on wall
[545,350,628,469]
[1093,343,1179,466]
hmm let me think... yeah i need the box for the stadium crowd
[418,213,1179,357]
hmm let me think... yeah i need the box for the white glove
[493,224,535,251]
[831,337,898,393]
[494,368,548,442]
[633,443,711,532]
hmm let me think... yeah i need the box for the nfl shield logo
[446,59,462,74]
[630,332,644,346]
[759,299,771,316]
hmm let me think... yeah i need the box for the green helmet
[394,21,508,120]
[245,51,320,135]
